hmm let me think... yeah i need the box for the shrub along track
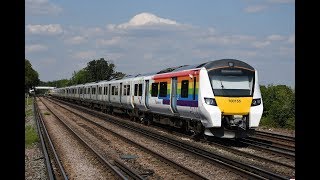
[49,96,293,180]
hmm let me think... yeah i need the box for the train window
[181,80,189,98]
[138,84,142,96]
[88,88,91,94]
[127,85,130,95]
[104,87,107,95]
[92,87,96,94]
[151,83,159,97]
[193,77,196,100]
[134,84,142,96]
[115,86,118,95]
[134,84,138,96]
[123,85,127,96]
[112,86,115,95]
[98,87,102,95]
[159,82,167,97]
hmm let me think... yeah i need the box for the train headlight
[251,98,261,106]
[204,98,217,106]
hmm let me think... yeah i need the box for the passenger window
[159,82,167,97]
[112,86,115,95]
[151,83,159,97]
[98,87,102,94]
[134,84,138,96]
[127,85,130,95]
[193,77,197,100]
[138,84,142,96]
[123,85,127,96]
[181,80,189,98]
[115,86,118,95]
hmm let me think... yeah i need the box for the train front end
[199,59,263,138]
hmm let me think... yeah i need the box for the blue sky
[26,0,295,87]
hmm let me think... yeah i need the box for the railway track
[237,137,295,159]
[38,97,140,180]
[42,97,207,179]
[50,97,292,180]
[34,97,68,180]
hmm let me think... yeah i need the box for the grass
[25,96,33,106]
[25,125,39,147]
[25,109,33,117]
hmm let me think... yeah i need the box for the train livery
[51,59,263,138]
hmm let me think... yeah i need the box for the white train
[51,59,263,138]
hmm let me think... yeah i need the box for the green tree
[85,58,125,82]
[260,84,295,129]
[69,69,89,85]
[25,59,40,92]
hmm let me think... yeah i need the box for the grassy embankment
[25,96,39,147]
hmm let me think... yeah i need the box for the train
[50,59,263,138]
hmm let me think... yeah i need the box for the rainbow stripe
[152,71,199,107]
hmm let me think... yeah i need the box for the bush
[260,84,295,129]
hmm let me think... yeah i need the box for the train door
[145,80,150,109]
[170,77,178,113]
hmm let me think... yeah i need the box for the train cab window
[181,80,189,98]
[159,82,167,97]
[151,83,159,97]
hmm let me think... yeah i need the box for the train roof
[202,59,254,70]
[58,59,254,87]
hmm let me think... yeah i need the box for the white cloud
[267,34,286,41]
[206,35,256,45]
[96,37,121,46]
[268,0,295,3]
[110,12,179,30]
[65,36,86,45]
[288,34,295,44]
[26,24,63,35]
[244,5,267,13]
[26,0,62,15]
[71,50,96,60]
[25,44,48,53]
[252,41,271,48]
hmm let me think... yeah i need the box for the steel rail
[33,98,55,180]
[255,130,295,141]
[34,98,68,180]
[39,98,128,180]
[47,97,208,180]
[50,97,290,180]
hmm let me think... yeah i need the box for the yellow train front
[199,59,263,138]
